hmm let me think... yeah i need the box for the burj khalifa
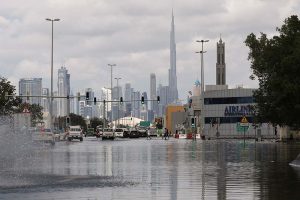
[168,11,178,103]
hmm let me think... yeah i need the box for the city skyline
[1,0,299,100]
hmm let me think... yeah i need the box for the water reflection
[1,138,300,199]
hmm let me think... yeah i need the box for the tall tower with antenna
[216,37,226,85]
[168,10,178,103]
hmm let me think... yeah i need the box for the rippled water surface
[1,137,300,200]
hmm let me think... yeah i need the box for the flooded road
[1,137,300,200]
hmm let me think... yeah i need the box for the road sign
[140,121,150,127]
[241,116,248,123]
[240,116,249,127]
[240,122,249,127]
[236,123,249,132]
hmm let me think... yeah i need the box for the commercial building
[202,86,271,138]
[165,105,185,135]
[19,78,42,105]
[57,66,70,116]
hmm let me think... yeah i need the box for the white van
[115,128,125,137]
[102,128,115,140]
[68,126,83,141]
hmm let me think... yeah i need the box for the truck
[102,128,115,140]
[68,126,83,141]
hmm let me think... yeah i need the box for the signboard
[236,123,249,132]
[140,121,151,127]
[224,105,254,116]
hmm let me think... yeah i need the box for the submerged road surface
[1,137,300,200]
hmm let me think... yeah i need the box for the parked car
[149,127,158,137]
[129,128,139,138]
[67,126,83,141]
[115,128,125,137]
[102,128,115,140]
[137,127,147,137]
[31,128,55,145]
[123,128,130,138]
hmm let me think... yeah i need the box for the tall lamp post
[108,64,116,123]
[46,18,60,129]
[196,39,209,137]
[115,77,121,127]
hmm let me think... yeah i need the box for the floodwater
[1,137,300,200]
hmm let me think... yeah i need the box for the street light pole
[115,77,121,127]
[46,18,60,129]
[196,39,209,138]
[108,64,116,123]
[196,40,209,93]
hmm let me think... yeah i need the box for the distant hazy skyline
[0,0,299,99]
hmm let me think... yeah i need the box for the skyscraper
[216,38,226,85]
[150,73,158,116]
[19,78,42,105]
[100,87,111,119]
[41,88,49,112]
[57,66,70,116]
[124,83,132,117]
[168,11,178,103]
[132,91,140,118]
[157,84,169,117]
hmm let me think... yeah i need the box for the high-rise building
[142,91,148,110]
[124,83,132,117]
[157,84,169,117]
[85,88,94,106]
[69,91,75,114]
[41,88,49,112]
[57,67,70,116]
[19,78,42,105]
[100,87,111,119]
[132,91,140,118]
[216,38,226,85]
[168,11,178,103]
[150,73,158,116]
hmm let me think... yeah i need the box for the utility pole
[196,39,209,138]
[46,18,60,129]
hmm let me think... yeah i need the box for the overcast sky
[0,0,299,100]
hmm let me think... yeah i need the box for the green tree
[69,113,86,130]
[16,103,43,126]
[90,117,103,130]
[0,77,21,115]
[245,15,300,128]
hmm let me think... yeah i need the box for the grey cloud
[0,0,299,99]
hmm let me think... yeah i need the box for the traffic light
[66,117,70,124]
[86,92,89,100]
[94,97,97,105]
[120,97,123,104]
[141,96,144,104]
[157,96,160,104]
[191,117,195,127]
[67,95,69,99]
[189,98,192,108]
